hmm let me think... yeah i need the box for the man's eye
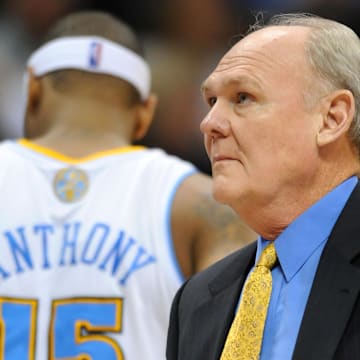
[208,97,217,107]
[237,93,250,103]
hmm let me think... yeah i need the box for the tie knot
[257,242,277,269]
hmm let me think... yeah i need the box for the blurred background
[0,0,359,174]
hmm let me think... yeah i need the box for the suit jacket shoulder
[293,181,360,360]
[167,242,257,360]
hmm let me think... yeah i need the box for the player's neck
[31,130,133,158]
[50,98,135,128]
[30,103,136,157]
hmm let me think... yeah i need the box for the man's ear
[317,89,355,147]
[133,93,158,141]
[26,68,42,114]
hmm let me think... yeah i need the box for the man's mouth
[212,155,236,163]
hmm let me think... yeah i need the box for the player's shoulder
[0,140,22,162]
[145,147,196,168]
[140,147,198,184]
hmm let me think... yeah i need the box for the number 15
[0,297,124,359]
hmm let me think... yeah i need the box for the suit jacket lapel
[293,183,360,359]
[197,243,257,360]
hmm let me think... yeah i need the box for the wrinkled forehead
[231,26,310,56]
[203,26,311,89]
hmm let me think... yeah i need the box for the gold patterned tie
[220,242,277,360]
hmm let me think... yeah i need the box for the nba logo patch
[88,41,103,68]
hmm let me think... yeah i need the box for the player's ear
[133,93,158,141]
[26,68,42,115]
[317,89,355,147]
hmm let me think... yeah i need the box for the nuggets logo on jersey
[53,167,89,202]
[88,41,103,68]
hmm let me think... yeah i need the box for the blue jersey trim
[165,168,197,284]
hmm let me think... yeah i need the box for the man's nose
[200,103,230,138]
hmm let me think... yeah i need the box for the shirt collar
[256,176,358,282]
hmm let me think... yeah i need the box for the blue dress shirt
[248,176,358,359]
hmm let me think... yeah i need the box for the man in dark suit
[166,13,360,360]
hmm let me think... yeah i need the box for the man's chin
[212,185,232,205]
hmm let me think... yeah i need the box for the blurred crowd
[0,0,359,174]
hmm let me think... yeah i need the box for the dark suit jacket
[166,183,360,360]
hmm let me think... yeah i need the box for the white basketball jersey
[0,139,197,360]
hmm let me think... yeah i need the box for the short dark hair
[42,10,144,56]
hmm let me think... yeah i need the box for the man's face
[200,26,323,213]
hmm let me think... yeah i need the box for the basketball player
[0,11,256,360]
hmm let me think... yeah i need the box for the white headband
[27,36,151,100]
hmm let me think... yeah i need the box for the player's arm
[171,172,257,278]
